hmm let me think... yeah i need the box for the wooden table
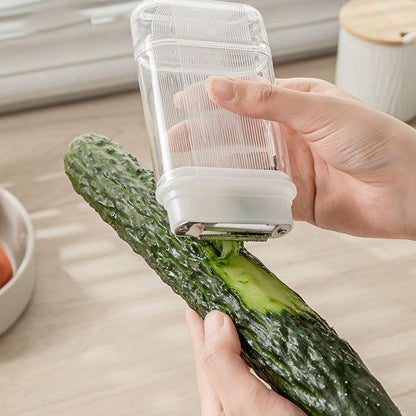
[0,55,415,416]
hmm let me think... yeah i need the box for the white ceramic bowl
[0,187,35,335]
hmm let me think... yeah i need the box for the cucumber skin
[64,133,402,416]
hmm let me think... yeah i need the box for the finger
[167,118,273,169]
[206,76,333,134]
[274,77,359,100]
[174,81,217,111]
[174,76,268,111]
[203,311,303,416]
[280,124,317,225]
[185,306,205,353]
[167,120,192,152]
[274,77,332,93]
[185,307,223,416]
[167,117,269,152]
[168,127,271,169]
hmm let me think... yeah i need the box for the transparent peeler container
[130,0,297,241]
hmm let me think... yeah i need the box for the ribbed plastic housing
[130,0,296,241]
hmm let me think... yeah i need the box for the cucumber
[64,133,402,416]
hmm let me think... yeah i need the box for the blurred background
[0,1,415,416]
[0,0,346,113]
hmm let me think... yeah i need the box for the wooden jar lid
[340,0,416,45]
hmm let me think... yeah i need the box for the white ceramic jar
[336,0,416,122]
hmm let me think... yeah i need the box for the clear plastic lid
[131,0,270,60]
[130,0,296,241]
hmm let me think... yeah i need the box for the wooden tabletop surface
[0,55,415,416]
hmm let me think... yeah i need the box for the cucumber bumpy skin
[64,133,402,416]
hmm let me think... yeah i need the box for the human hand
[185,307,307,416]
[203,77,416,240]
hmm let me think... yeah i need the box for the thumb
[206,76,331,134]
[203,311,305,416]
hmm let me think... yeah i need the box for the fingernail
[207,77,236,101]
[204,311,224,336]
[173,91,185,109]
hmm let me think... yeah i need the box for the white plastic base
[156,167,297,240]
